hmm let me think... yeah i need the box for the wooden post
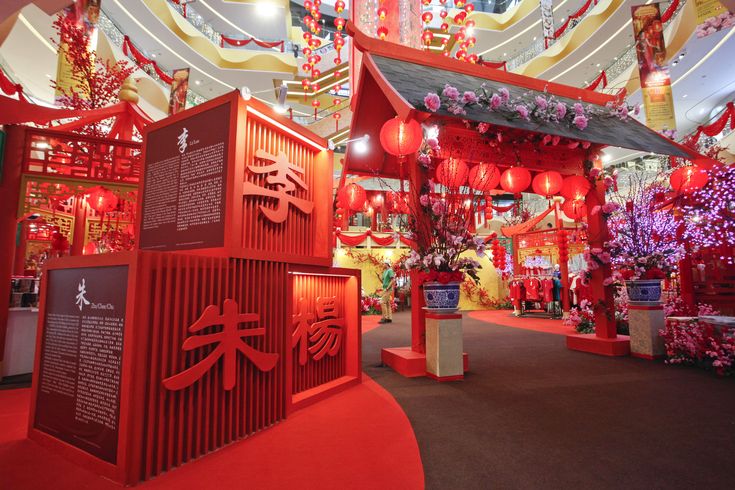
[407,152,429,354]
[70,196,87,256]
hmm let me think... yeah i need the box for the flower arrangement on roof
[420,83,639,131]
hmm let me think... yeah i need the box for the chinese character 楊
[163,299,279,391]
[242,149,314,223]
[292,297,315,366]
[308,296,344,361]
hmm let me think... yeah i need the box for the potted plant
[402,189,484,312]
[605,178,682,304]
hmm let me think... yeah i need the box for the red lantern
[377,26,388,39]
[86,186,118,213]
[436,159,469,188]
[378,7,387,20]
[560,175,591,200]
[339,184,367,212]
[562,199,587,221]
[371,193,384,210]
[335,0,345,13]
[334,17,346,30]
[422,30,434,45]
[500,167,532,194]
[379,117,423,156]
[532,171,563,197]
[468,163,500,192]
[484,206,493,221]
[669,166,708,195]
[422,12,433,24]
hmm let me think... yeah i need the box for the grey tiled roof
[371,55,690,158]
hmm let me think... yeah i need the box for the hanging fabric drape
[684,102,735,146]
[335,230,416,248]
[500,205,556,237]
[553,0,597,39]
[219,34,285,52]
[0,67,27,102]
[585,71,607,91]
[480,60,507,71]
[121,36,174,84]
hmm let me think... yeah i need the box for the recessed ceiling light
[195,80,201,85]
[151,53,156,58]
[699,108,705,114]
[258,2,279,17]
[503,53,506,56]
[596,63,600,67]
[533,36,537,41]
[682,94,688,98]
[45,74,51,78]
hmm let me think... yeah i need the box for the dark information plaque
[139,102,231,251]
[34,266,129,464]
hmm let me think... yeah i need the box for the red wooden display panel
[290,273,348,394]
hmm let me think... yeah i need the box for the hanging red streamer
[585,70,607,91]
[480,60,507,71]
[684,101,735,146]
[661,0,680,23]
[553,0,597,39]
[335,230,416,248]
[219,34,285,52]
[121,36,174,84]
[0,67,27,102]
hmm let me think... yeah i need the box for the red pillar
[0,126,26,375]
[554,201,571,314]
[70,196,87,256]
[566,152,629,356]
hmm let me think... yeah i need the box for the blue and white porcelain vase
[423,281,461,312]
[625,279,662,304]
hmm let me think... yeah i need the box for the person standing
[379,260,395,324]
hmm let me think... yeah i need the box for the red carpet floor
[0,375,423,489]
[361,314,382,333]
[468,309,577,336]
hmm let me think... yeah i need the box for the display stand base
[566,333,631,356]
[628,303,666,360]
[381,347,469,378]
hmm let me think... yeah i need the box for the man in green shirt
[379,260,395,324]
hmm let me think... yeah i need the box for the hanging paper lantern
[86,186,118,213]
[378,7,388,20]
[560,175,592,200]
[334,17,346,30]
[379,117,423,156]
[562,199,587,221]
[339,184,367,212]
[335,0,345,13]
[377,26,388,39]
[468,163,500,192]
[484,206,493,221]
[371,193,384,210]
[422,12,433,24]
[669,166,708,195]
[422,30,434,45]
[532,171,564,197]
[500,167,532,194]
[436,158,469,188]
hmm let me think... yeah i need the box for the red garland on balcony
[121,36,173,84]
[480,60,508,71]
[683,101,735,146]
[553,0,598,39]
[0,67,27,102]
[585,70,608,91]
[219,34,284,52]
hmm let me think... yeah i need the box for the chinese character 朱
[163,299,279,391]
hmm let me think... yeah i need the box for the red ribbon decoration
[121,36,174,84]
[219,34,285,52]
[553,0,597,39]
[661,0,680,23]
[684,101,735,146]
[480,60,507,71]
[585,70,607,91]
[335,230,416,248]
[0,67,27,102]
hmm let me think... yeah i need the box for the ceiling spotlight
[195,79,201,85]
[533,36,537,41]
[240,86,252,100]
[682,94,688,98]
[258,2,278,17]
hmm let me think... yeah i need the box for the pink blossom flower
[499,87,510,103]
[477,122,490,134]
[573,102,585,116]
[555,102,567,120]
[442,84,460,101]
[432,200,446,215]
[588,167,602,179]
[602,202,621,214]
[448,104,466,115]
[515,104,530,120]
[424,92,441,112]
[426,137,440,149]
[489,93,502,109]
[573,114,588,130]
[552,135,560,146]
[418,153,432,167]
[603,277,615,286]
[462,91,478,104]
[535,95,548,111]
[634,104,641,115]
